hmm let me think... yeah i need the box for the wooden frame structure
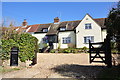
[89,34,112,68]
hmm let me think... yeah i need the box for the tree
[105,1,120,52]
[1,24,38,62]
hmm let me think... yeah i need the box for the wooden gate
[89,34,112,67]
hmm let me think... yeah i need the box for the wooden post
[105,34,112,68]
[89,40,92,63]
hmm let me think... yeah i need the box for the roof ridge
[16,18,107,27]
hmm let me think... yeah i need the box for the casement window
[43,28,48,32]
[85,23,92,29]
[84,36,94,43]
[62,37,71,44]
[60,27,66,31]
[42,36,48,43]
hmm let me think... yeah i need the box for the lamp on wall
[76,31,79,34]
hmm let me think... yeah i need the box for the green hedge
[1,33,38,62]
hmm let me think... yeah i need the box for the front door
[49,42,53,49]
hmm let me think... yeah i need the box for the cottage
[15,14,107,51]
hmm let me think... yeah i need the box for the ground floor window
[42,36,48,43]
[62,37,71,44]
[84,36,94,43]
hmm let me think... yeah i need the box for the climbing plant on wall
[1,27,38,62]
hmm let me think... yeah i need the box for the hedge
[1,33,38,62]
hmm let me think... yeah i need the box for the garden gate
[89,34,112,67]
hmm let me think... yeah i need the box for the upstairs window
[84,36,94,43]
[43,28,48,32]
[60,27,66,31]
[62,37,71,44]
[85,23,92,29]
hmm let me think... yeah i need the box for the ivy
[1,32,38,62]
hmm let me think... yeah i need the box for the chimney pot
[54,17,60,23]
[22,19,27,26]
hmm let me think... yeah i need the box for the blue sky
[2,2,116,26]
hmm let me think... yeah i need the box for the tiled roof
[94,18,106,28]
[27,24,39,32]
[36,24,51,32]
[46,23,59,35]
[59,20,81,30]
[13,17,106,34]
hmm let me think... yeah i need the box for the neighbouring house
[15,14,107,51]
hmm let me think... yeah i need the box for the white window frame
[60,27,66,31]
[43,28,48,32]
[62,37,71,44]
[85,23,92,29]
[84,36,94,43]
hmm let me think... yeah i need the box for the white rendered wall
[32,33,46,49]
[58,31,76,48]
[101,29,107,41]
[76,14,103,48]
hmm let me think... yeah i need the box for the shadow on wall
[51,64,119,80]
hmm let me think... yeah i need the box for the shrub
[1,33,38,62]
[50,49,56,53]
[81,46,88,53]
[50,47,89,53]
[63,49,71,53]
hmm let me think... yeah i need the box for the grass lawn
[0,66,20,73]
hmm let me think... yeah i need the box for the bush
[1,33,38,62]
[81,46,88,53]
[50,49,56,53]
[50,47,89,53]
[63,48,71,53]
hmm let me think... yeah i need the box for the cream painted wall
[101,29,107,41]
[76,14,103,48]
[32,33,46,49]
[53,43,59,49]
[58,31,75,48]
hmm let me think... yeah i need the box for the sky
[2,2,117,26]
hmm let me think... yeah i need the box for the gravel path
[2,53,106,78]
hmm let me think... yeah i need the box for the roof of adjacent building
[13,15,106,35]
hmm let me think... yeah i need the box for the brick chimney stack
[54,17,60,23]
[22,19,27,26]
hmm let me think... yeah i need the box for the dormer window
[85,23,92,29]
[43,28,48,32]
[60,27,66,31]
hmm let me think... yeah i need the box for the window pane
[84,37,87,43]
[62,37,71,44]
[85,23,92,29]
[60,27,66,31]
[84,36,94,43]
[43,29,48,32]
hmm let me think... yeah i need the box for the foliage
[18,33,38,62]
[105,1,120,36]
[105,1,120,51]
[42,43,48,48]
[81,46,88,53]
[50,47,89,53]
[1,39,18,60]
[50,49,56,53]
[1,27,38,62]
